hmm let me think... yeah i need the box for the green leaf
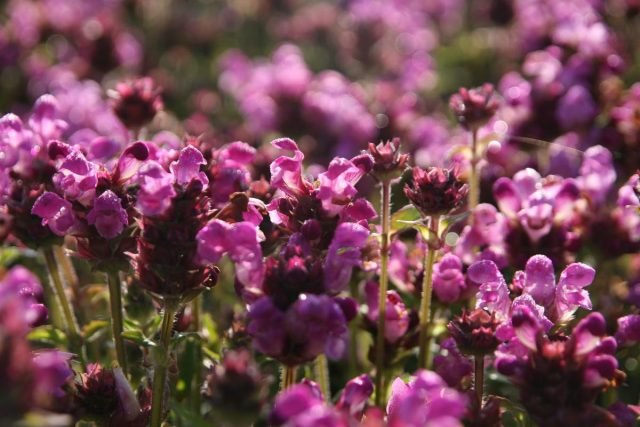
[390,205,423,234]
[28,325,68,348]
[172,332,202,347]
[121,329,157,348]
[82,320,109,341]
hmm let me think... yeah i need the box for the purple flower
[615,314,640,346]
[86,190,128,239]
[32,350,74,401]
[247,294,349,365]
[432,253,467,303]
[270,138,311,197]
[336,375,374,420]
[387,370,466,427]
[467,260,511,320]
[114,141,150,184]
[270,382,349,427]
[246,297,287,358]
[454,204,509,268]
[286,294,348,360]
[469,255,595,323]
[28,94,68,143]
[433,338,473,388]
[496,310,621,426]
[555,85,597,129]
[553,261,596,322]
[317,157,368,217]
[52,150,98,206]
[364,281,409,344]
[135,161,176,217]
[170,145,209,187]
[0,266,47,327]
[578,145,616,206]
[323,222,369,293]
[31,191,78,236]
[196,219,264,290]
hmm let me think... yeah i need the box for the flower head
[404,166,468,217]
[367,138,409,181]
[448,308,501,356]
[111,77,163,130]
[449,83,500,130]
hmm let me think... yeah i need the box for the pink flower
[31,191,78,236]
[86,190,128,239]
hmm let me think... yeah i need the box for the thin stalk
[54,245,80,297]
[475,355,485,407]
[417,216,440,369]
[107,271,128,373]
[43,246,86,366]
[280,365,297,391]
[469,128,480,209]
[375,179,392,407]
[151,302,178,427]
[314,355,330,401]
[191,296,202,412]
[349,280,360,379]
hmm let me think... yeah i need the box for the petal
[523,255,556,307]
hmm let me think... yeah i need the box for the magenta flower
[469,255,594,323]
[317,157,369,217]
[247,294,349,366]
[209,141,256,206]
[113,141,150,185]
[364,281,410,344]
[135,161,176,217]
[196,219,264,290]
[577,145,616,205]
[169,145,209,187]
[31,191,78,236]
[496,309,622,426]
[270,381,348,427]
[0,266,47,328]
[454,204,509,268]
[387,370,467,427]
[335,374,374,420]
[433,338,473,389]
[32,350,74,403]
[28,94,68,144]
[269,138,312,197]
[432,253,467,304]
[615,314,640,346]
[323,222,370,293]
[52,150,98,206]
[86,190,129,239]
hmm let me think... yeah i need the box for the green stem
[469,128,480,209]
[191,296,202,412]
[417,216,440,369]
[280,365,297,391]
[375,179,392,407]
[107,271,128,373]
[42,246,86,366]
[475,355,484,407]
[151,301,178,427]
[54,246,80,297]
[348,281,360,379]
[314,355,331,401]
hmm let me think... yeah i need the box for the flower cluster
[3,1,640,426]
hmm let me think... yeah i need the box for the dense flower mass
[1,0,640,426]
